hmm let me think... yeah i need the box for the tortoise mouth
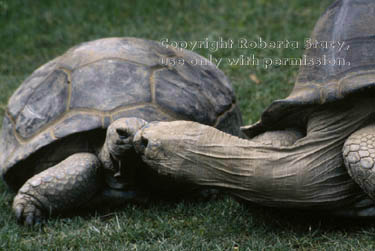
[104,172,130,190]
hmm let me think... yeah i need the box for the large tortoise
[126,0,375,217]
[0,37,243,225]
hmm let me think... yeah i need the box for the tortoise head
[99,117,148,189]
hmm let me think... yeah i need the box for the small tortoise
[127,0,375,217]
[0,37,243,225]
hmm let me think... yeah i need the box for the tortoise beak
[113,160,123,178]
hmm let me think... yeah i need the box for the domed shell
[243,0,375,137]
[1,37,242,186]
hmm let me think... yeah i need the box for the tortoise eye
[116,128,129,138]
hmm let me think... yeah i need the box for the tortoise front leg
[343,124,375,200]
[13,153,101,225]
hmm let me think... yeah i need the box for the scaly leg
[343,124,375,200]
[13,153,101,225]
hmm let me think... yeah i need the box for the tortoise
[125,0,375,217]
[0,37,243,225]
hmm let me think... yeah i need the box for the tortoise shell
[243,0,375,137]
[1,37,243,189]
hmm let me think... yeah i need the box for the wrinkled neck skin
[138,98,375,210]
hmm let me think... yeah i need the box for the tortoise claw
[14,204,24,224]
[13,194,45,226]
[25,204,43,226]
[25,213,35,226]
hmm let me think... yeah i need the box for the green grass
[2,0,375,250]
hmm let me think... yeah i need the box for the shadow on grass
[240,200,375,234]
[55,192,375,235]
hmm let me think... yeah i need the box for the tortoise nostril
[140,136,149,149]
[134,134,149,154]
[116,128,129,138]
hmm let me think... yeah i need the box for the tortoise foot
[13,193,44,226]
[12,153,101,225]
[344,124,375,199]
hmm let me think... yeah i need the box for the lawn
[2,0,375,250]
